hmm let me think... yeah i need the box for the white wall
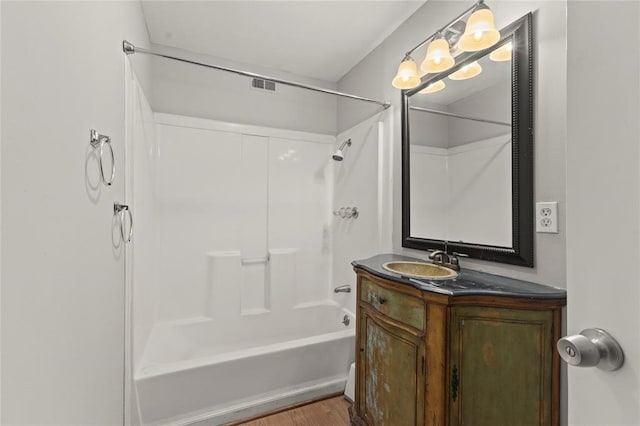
[410,145,449,240]
[411,137,512,246]
[447,137,512,246]
[1,2,151,424]
[148,44,338,135]
[338,1,567,288]
[126,65,158,370]
[332,111,393,311]
[566,1,640,424]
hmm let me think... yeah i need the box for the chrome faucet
[428,250,460,271]
[334,285,352,293]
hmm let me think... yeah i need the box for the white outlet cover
[536,202,558,233]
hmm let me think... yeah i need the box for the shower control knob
[557,328,624,371]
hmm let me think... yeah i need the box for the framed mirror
[401,13,533,267]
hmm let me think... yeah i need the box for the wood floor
[235,396,351,426]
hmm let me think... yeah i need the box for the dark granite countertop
[352,253,566,300]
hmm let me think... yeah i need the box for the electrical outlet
[536,202,558,233]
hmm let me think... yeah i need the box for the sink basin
[382,261,458,280]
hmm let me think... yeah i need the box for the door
[358,309,425,425]
[566,2,640,424]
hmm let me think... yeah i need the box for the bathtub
[134,302,355,425]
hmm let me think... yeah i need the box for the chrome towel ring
[90,129,115,186]
[114,203,133,244]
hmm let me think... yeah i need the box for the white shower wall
[126,61,159,369]
[127,106,393,350]
[151,115,334,322]
[332,111,393,309]
[410,134,512,247]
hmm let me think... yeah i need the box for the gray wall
[409,79,511,148]
[338,1,567,288]
[448,78,511,147]
[1,1,151,424]
[148,44,338,135]
[408,100,450,148]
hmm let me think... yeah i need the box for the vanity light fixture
[490,41,513,61]
[448,61,482,80]
[392,55,421,89]
[419,80,445,94]
[391,0,499,89]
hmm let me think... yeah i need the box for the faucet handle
[428,250,449,263]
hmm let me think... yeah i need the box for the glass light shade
[448,61,482,80]
[420,38,455,74]
[458,8,500,52]
[490,41,513,62]
[392,57,421,89]
[419,80,445,94]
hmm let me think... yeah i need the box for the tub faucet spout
[334,285,352,293]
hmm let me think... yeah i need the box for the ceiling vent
[251,78,276,92]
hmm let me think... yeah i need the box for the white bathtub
[134,302,355,425]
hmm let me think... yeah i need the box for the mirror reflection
[408,37,513,247]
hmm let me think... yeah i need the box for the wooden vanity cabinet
[351,270,565,426]
[356,277,427,425]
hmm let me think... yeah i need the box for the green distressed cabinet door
[449,307,555,426]
[358,310,425,425]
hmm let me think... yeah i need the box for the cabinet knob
[557,328,624,371]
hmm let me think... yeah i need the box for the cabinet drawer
[360,278,425,331]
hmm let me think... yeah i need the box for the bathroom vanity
[350,254,566,426]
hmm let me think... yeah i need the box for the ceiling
[141,1,426,82]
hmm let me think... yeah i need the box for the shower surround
[125,65,389,425]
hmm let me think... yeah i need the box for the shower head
[332,139,352,162]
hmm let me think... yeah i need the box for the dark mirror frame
[401,13,534,267]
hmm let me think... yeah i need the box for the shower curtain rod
[122,41,390,110]
[409,105,511,127]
